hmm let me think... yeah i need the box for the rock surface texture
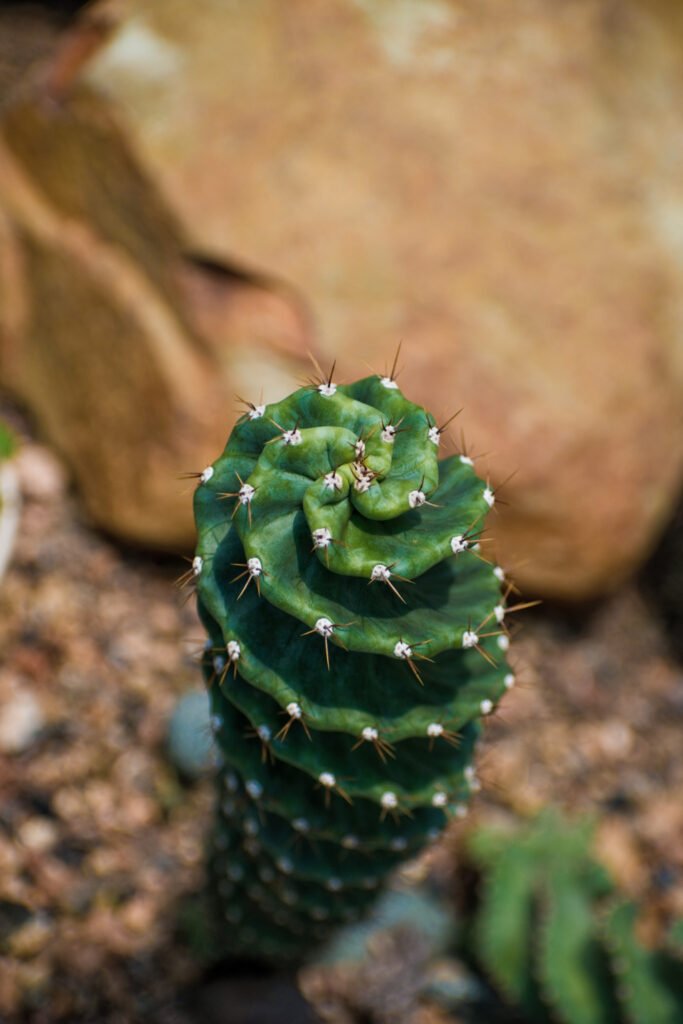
[2,0,683,594]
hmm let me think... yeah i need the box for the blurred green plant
[464,811,683,1024]
[189,361,516,964]
[0,420,18,461]
[0,418,20,584]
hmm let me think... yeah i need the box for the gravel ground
[0,420,682,1022]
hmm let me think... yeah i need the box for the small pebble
[0,690,44,754]
[17,818,57,853]
[8,915,54,959]
[16,446,67,501]
[166,689,213,779]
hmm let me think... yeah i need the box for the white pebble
[0,690,44,755]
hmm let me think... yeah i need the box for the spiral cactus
[192,366,514,964]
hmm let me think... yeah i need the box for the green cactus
[464,812,683,1024]
[191,366,514,964]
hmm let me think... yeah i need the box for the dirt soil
[0,414,682,1023]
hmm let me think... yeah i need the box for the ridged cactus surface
[192,370,513,963]
[466,813,683,1024]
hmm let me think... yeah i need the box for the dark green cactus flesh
[466,813,683,1024]
[192,372,513,963]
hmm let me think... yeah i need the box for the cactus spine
[192,370,512,963]
[465,813,683,1024]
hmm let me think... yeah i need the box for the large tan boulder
[0,76,313,549]
[2,0,683,594]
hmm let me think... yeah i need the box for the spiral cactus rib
[193,373,511,962]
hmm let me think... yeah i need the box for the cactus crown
[192,369,512,963]
[465,812,683,1024]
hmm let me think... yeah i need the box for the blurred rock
[166,688,213,780]
[0,458,20,584]
[0,76,313,550]
[16,444,66,502]
[2,0,683,594]
[0,687,44,755]
[7,914,54,959]
[639,492,683,663]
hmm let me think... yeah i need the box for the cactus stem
[380,796,412,823]
[368,563,413,603]
[393,638,433,685]
[482,469,518,513]
[456,426,493,465]
[426,721,461,750]
[352,462,377,492]
[351,727,396,763]
[364,341,404,389]
[323,470,343,491]
[301,618,356,671]
[265,418,303,446]
[195,367,515,959]
[303,357,338,397]
[174,559,200,590]
[409,476,441,510]
[235,393,266,421]
[492,564,522,596]
[463,618,503,667]
[376,340,404,390]
[380,791,399,815]
[218,472,257,525]
[503,598,542,618]
[380,415,407,444]
[450,514,487,557]
[179,466,214,485]
[206,640,241,684]
[426,407,463,447]
[311,527,333,550]
[245,724,274,763]
[476,647,499,667]
[317,772,352,807]
[230,558,265,599]
[437,407,463,433]
[275,701,311,742]
[311,529,348,566]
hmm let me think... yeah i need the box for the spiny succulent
[464,812,683,1024]
[191,363,517,964]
